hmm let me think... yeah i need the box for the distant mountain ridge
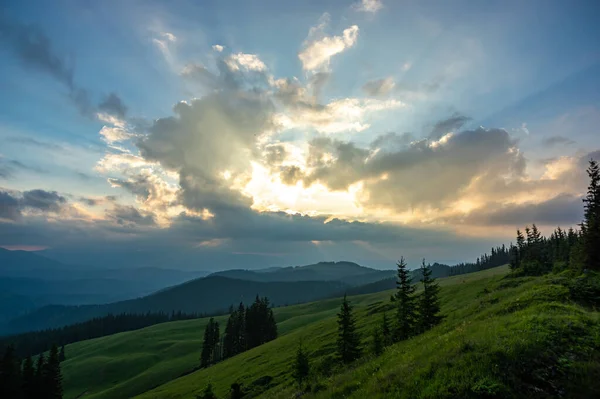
[0,248,209,323]
[210,261,394,286]
[1,276,348,335]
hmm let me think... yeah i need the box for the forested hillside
[2,277,347,334]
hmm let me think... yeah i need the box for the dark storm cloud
[98,93,128,119]
[0,17,126,118]
[452,194,584,227]
[0,190,21,220]
[107,205,156,227]
[542,135,575,147]
[21,189,67,212]
[0,16,74,87]
[429,113,471,140]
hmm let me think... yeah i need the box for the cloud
[453,194,584,227]
[0,190,21,221]
[212,44,224,52]
[542,135,575,147]
[275,97,404,134]
[152,31,177,65]
[298,15,359,71]
[0,16,74,88]
[98,93,128,119]
[6,137,65,152]
[21,189,67,212]
[0,17,126,118]
[429,113,471,140]
[0,158,45,179]
[225,53,267,72]
[362,77,396,97]
[300,126,527,214]
[107,204,156,227]
[353,0,383,13]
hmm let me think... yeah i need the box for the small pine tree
[336,294,362,364]
[59,345,66,362]
[418,260,442,333]
[197,383,217,399]
[371,327,383,356]
[35,353,45,397]
[393,257,417,341]
[44,344,63,399]
[0,345,22,399]
[292,343,310,387]
[22,355,36,399]
[230,382,245,399]
[381,312,391,346]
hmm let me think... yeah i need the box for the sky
[1,0,599,271]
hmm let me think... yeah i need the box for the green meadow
[59,265,599,398]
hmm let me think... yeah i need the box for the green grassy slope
[132,265,599,399]
[60,266,507,399]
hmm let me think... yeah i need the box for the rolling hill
[52,265,600,399]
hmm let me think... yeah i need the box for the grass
[62,265,600,398]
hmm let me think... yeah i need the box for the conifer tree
[196,383,217,399]
[230,382,245,399]
[582,159,600,270]
[393,257,417,341]
[44,344,63,399]
[371,327,383,356]
[223,310,236,359]
[59,345,66,363]
[35,353,45,398]
[22,355,35,399]
[235,302,246,354]
[201,318,217,368]
[381,312,391,346]
[0,345,22,399]
[292,343,310,387]
[417,260,442,333]
[336,295,362,364]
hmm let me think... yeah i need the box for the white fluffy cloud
[275,97,404,134]
[225,53,267,72]
[298,16,359,72]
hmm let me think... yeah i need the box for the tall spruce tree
[292,343,310,387]
[22,355,35,399]
[371,327,384,356]
[336,295,362,364]
[230,382,245,399]
[381,312,392,346]
[223,309,236,359]
[0,345,22,399]
[35,353,45,398]
[417,260,442,332]
[201,318,219,368]
[59,345,66,363]
[582,159,600,270]
[393,257,417,341]
[44,344,63,399]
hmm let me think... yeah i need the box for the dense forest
[0,311,200,359]
[200,296,278,369]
